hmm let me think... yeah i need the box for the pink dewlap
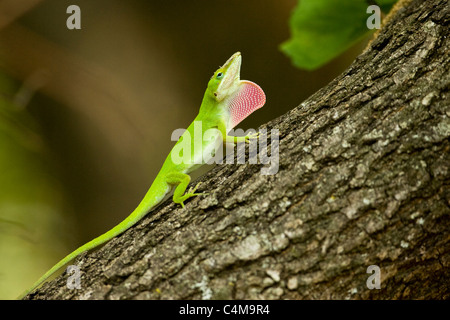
[228,80,266,128]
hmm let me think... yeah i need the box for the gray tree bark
[28,0,449,300]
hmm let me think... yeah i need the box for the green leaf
[280,0,374,70]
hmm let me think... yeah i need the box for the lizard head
[207,52,266,129]
[208,51,242,101]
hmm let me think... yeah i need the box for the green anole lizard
[20,52,265,298]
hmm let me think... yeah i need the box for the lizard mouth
[223,51,241,81]
[223,52,241,72]
[217,52,241,97]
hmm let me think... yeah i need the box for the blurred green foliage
[375,0,399,13]
[280,0,398,70]
[0,72,70,299]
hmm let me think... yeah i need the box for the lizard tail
[18,180,168,299]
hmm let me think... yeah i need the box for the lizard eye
[216,72,223,79]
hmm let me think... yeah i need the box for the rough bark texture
[28,0,449,300]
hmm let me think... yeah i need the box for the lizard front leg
[164,172,204,208]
